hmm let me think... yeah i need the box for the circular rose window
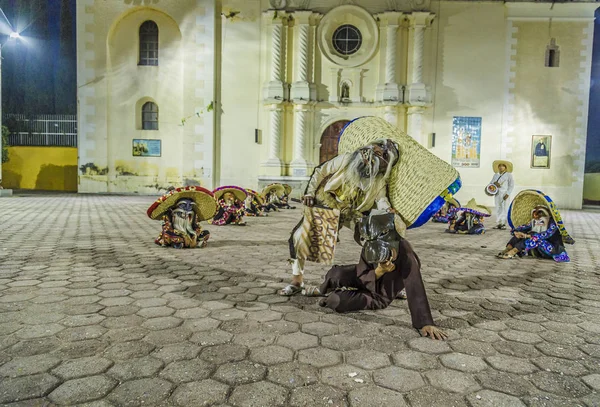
[332,24,362,56]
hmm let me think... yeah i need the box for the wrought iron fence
[3,114,77,147]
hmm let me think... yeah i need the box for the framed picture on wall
[531,135,551,169]
[133,139,161,157]
[451,116,481,168]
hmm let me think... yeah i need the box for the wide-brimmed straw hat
[147,186,217,221]
[245,188,265,205]
[447,198,460,208]
[282,184,293,196]
[459,198,491,217]
[213,186,247,202]
[508,189,574,244]
[262,183,286,197]
[493,160,513,173]
[338,117,461,228]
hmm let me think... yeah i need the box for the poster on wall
[531,135,551,169]
[451,116,482,168]
[133,139,161,157]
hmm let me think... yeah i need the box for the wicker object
[492,160,513,173]
[508,189,574,244]
[147,186,218,221]
[338,117,461,228]
[213,186,248,202]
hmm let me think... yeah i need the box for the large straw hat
[147,186,217,221]
[245,188,265,205]
[213,186,247,202]
[459,198,491,217]
[338,117,462,228]
[508,189,574,244]
[493,160,513,173]
[282,184,293,196]
[448,198,460,208]
[262,183,286,197]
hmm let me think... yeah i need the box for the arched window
[139,21,158,66]
[545,38,560,68]
[142,102,159,130]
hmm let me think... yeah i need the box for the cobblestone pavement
[0,193,599,406]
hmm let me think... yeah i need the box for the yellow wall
[2,147,78,191]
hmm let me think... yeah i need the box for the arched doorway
[319,120,350,164]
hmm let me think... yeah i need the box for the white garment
[489,171,514,225]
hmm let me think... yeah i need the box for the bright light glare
[9,32,19,39]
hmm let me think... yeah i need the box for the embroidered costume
[245,189,267,217]
[146,186,217,249]
[498,190,574,261]
[211,186,248,226]
[432,198,459,223]
[447,198,490,235]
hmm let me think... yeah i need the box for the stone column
[290,11,315,101]
[263,11,287,101]
[406,12,434,145]
[264,104,284,170]
[291,104,312,175]
[383,105,398,127]
[376,12,402,102]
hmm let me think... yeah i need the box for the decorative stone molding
[407,105,425,145]
[328,68,366,103]
[375,12,403,103]
[290,11,319,102]
[264,11,289,102]
[291,104,314,176]
[264,104,284,167]
[407,12,434,106]
[317,5,379,68]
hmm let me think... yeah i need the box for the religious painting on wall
[531,135,551,169]
[133,139,161,157]
[451,116,481,168]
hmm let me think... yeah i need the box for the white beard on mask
[172,209,197,239]
[531,216,550,233]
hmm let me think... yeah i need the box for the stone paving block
[582,374,600,391]
[143,327,192,345]
[58,325,107,342]
[200,344,248,364]
[107,378,173,406]
[499,329,543,344]
[61,314,106,327]
[0,354,61,377]
[373,366,426,392]
[267,361,319,388]
[276,331,319,350]
[214,360,267,385]
[532,356,589,376]
[141,316,182,330]
[190,329,233,346]
[100,305,139,317]
[16,323,65,339]
[440,353,488,373]
[424,368,480,394]
[392,350,439,371]
[181,317,221,331]
[348,385,407,407]
[406,386,468,407]
[151,342,201,364]
[229,381,288,407]
[461,328,503,343]
[249,345,294,365]
[107,356,163,381]
[52,356,114,380]
[297,347,342,368]
[408,337,452,354]
[494,341,541,358]
[536,342,586,360]
[136,306,175,318]
[246,310,282,322]
[171,379,229,406]
[104,341,155,360]
[345,349,391,371]
[285,311,320,324]
[173,307,210,319]
[466,390,526,407]
[321,334,364,351]
[321,365,371,391]
[301,321,339,337]
[231,331,275,348]
[485,355,538,374]
[289,384,348,407]
[0,373,60,404]
[529,371,591,398]
[49,375,117,405]
[475,371,538,397]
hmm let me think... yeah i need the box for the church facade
[76,0,597,209]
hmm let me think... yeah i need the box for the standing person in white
[489,160,514,230]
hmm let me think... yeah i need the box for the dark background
[0,0,76,115]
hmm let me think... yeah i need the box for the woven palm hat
[338,117,462,228]
[448,198,460,208]
[147,186,217,221]
[245,188,265,205]
[282,184,293,196]
[508,189,574,244]
[493,160,513,173]
[459,198,491,217]
[213,186,247,202]
[262,183,286,197]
